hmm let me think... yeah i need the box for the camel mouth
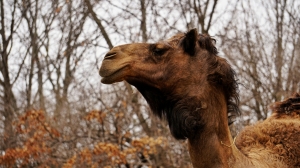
[99,62,128,84]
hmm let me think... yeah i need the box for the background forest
[0,0,299,167]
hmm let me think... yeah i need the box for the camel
[99,29,300,168]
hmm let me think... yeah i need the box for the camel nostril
[104,52,117,59]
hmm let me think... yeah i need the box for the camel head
[99,29,239,139]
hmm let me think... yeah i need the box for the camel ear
[182,29,198,56]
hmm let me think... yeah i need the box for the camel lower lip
[100,74,123,84]
[101,77,116,84]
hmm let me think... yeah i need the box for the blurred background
[0,0,299,167]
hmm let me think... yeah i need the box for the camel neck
[186,94,241,168]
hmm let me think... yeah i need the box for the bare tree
[0,0,21,149]
[219,0,300,123]
[21,0,45,110]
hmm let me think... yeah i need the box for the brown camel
[99,29,300,168]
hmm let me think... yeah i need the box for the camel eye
[154,48,165,55]
[150,44,168,56]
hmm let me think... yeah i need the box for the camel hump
[271,93,300,117]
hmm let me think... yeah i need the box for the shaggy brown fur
[99,29,300,167]
[235,93,300,167]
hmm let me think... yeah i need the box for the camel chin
[101,76,123,84]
